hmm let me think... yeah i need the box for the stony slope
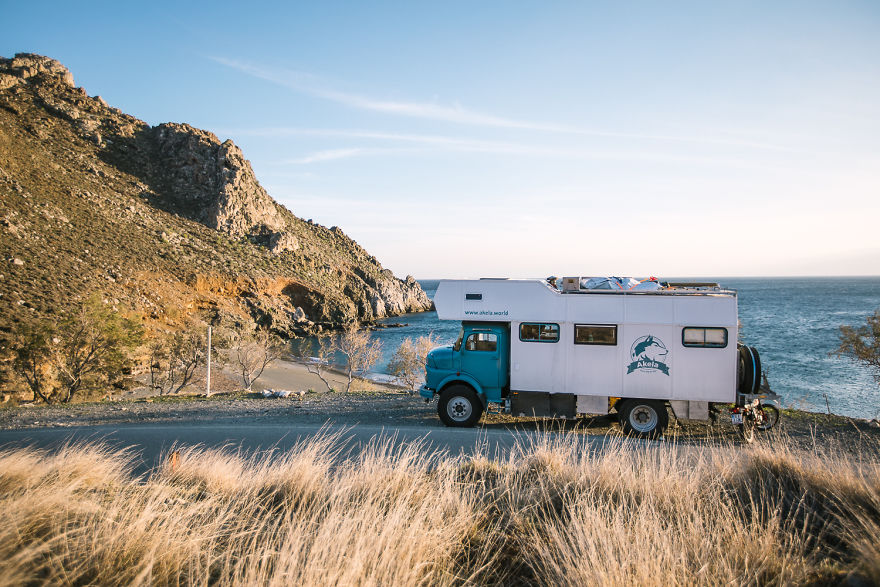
[0,53,430,341]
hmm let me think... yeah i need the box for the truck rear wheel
[438,385,483,427]
[618,399,668,439]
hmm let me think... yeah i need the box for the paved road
[0,422,593,476]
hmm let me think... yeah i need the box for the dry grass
[0,434,878,586]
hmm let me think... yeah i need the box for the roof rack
[666,282,721,289]
[556,276,734,296]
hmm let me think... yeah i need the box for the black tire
[750,347,762,393]
[618,399,668,439]
[757,404,780,431]
[738,346,762,395]
[438,385,483,427]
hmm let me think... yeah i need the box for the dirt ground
[1,389,878,453]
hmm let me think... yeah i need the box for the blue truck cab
[419,321,510,426]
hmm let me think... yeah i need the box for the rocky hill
[0,53,431,341]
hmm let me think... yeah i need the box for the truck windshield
[453,327,463,352]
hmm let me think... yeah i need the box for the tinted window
[574,324,618,345]
[465,332,497,352]
[682,327,728,348]
[519,323,559,342]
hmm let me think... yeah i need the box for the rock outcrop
[0,54,75,87]
[0,53,431,340]
[143,123,290,247]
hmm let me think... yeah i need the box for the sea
[325,277,880,419]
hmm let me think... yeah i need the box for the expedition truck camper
[419,277,775,438]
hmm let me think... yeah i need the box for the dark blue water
[725,277,880,418]
[365,277,880,418]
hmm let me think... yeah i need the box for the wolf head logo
[631,335,668,362]
[627,335,670,375]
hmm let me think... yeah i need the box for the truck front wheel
[438,385,483,427]
[618,399,668,439]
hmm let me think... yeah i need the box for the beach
[241,358,402,394]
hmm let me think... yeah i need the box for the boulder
[268,232,299,254]
[292,306,309,322]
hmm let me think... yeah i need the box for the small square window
[519,323,559,343]
[574,325,617,345]
[682,327,728,348]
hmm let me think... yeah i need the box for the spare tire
[751,347,762,392]
[738,345,762,395]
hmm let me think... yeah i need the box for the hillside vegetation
[0,53,430,350]
[0,435,877,585]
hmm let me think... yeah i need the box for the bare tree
[337,328,383,393]
[388,334,439,394]
[836,309,880,386]
[291,336,335,392]
[228,328,282,390]
[150,330,207,395]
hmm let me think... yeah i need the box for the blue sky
[3,1,879,278]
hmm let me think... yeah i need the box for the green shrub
[836,309,880,387]
[9,297,142,403]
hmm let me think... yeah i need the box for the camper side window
[574,324,617,345]
[519,323,559,342]
[465,332,497,352]
[682,327,728,348]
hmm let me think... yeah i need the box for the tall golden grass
[0,432,877,586]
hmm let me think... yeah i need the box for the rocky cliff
[0,53,431,339]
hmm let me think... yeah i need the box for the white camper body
[433,279,738,416]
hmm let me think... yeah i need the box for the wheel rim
[447,396,473,422]
[629,404,658,433]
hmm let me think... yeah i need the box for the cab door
[460,326,506,392]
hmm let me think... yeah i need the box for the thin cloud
[223,127,525,150]
[235,127,774,169]
[289,148,365,164]
[211,56,567,131]
[284,146,418,165]
[219,127,651,157]
[211,57,790,151]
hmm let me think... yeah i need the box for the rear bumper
[418,385,435,400]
